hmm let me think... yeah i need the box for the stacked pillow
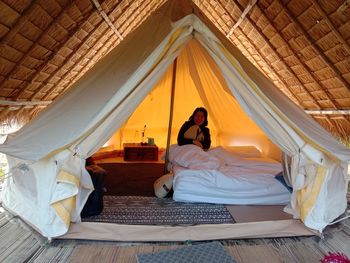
[222,146,261,158]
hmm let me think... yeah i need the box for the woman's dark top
[177,121,211,150]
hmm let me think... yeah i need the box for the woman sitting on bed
[177,107,211,150]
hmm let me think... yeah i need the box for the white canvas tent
[0,7,349,239]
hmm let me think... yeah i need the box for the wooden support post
[164,58,177,174]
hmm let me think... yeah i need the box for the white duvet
[168,145,291,205]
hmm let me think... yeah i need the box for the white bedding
[169,145,291,205]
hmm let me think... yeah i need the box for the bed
[167,145,291,205]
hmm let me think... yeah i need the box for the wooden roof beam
[226,0,257,38]
[219,11,301,104]
[305,109,350,115]
[91,0,124,41]
[52,0,166,98]
[280,0,350,92]
[0,99,51,106]
[26,0,163,116]
[39,0,156,101]
[200,0,314,106]
[26,0,139,101]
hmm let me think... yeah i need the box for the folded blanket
[169,144,221,170]
[168,145,282,173]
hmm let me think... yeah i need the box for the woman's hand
[193,140,203,148]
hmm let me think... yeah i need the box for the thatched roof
[0,0,349,141]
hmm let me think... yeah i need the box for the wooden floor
[0,205,349,263]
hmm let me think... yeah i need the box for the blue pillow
[275,172,293,193]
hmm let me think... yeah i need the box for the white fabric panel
[2,150,94,237]
[186,42,221,129]
[193,33,301,158]
[2,153,68,237]
[52,153,94,222]
[303,163,348,230]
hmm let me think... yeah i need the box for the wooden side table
[123,143,159,161]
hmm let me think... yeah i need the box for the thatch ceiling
[0,0,349,141]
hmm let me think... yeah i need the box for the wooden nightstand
[123,143,159,161]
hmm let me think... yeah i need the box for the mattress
[172,157,291,205]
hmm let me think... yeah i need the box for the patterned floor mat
[82,196,235,225]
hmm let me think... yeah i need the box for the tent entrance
[88,39,282,197]
[98,39,281,159]
[87,38,284,198]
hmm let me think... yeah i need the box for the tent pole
[164,58,177,174]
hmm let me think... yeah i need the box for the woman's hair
[188,107,208,127]
[85,157,95,166]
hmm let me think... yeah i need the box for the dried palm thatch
[0,0,349,142]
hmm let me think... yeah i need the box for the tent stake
[164,58,178,174]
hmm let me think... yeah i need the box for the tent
[0,5,349,239]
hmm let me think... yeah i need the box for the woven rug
[82,196,235,225]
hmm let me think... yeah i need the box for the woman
[177,107,211,150]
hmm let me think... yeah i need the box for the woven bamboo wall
[0,0,349,141]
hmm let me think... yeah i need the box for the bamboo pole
[164,58,177,174]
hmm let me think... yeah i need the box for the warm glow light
[228,139,262,153]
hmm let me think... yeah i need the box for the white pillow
[154,173,173,198]
[223,146,261,158]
